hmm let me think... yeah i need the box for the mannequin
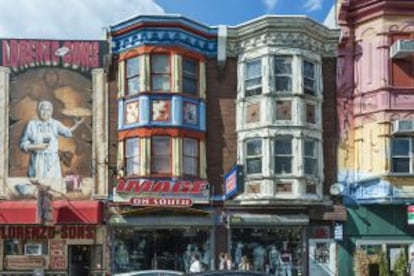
[235,242,243,267]
[183,244,193,272]
[279,241,292,276]
[115,243,129,270]
[268,245,280,275]
[253,244,266,272]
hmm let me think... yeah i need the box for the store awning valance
[229,213,309,226]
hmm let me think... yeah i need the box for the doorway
[68,245,90,276]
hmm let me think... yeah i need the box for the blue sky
[0,0,335,40]
[157,0,335,26]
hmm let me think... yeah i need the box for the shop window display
[231,227,303,275]
[113,228,211,273]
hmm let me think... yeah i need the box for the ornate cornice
[226,16,340,57]
[110,15,218,57]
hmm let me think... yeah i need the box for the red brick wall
[205,58,238,195]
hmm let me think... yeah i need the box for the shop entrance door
[68,245,90,276]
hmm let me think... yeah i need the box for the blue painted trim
[111,28,217,56]
[118,94,206,132]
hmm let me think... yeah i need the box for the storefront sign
[114,178,210,202]
[50,240,66,270]
[334,223,343,241]
[0,225,95,240]
[130,197,193,207]
[408,205,414,225]
[5,255,45,270]
[224,165,243,199]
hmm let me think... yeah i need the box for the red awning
[0,200,103,224]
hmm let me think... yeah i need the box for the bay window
[274,57,292,93]
[303,60,316,95]
[151,136,171,174]
[275,100,292,121]
[391,137,411,173]
[245,59,262,97]
[183,58,198,95]
[274,137,293,174]
[304,139,318,176]
[125,137,140,176]
[183,138,198,176]
[151,54,171,91]
[126,56,140,95]
[245,138,262,174]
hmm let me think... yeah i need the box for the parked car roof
[189,271,269,276]
[114,270,185,276]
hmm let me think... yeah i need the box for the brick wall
[205,58,238,195]
[322,57,338,194]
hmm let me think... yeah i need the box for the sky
[0,0,336,40]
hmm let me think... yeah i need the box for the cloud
[0,0,165,40]
[262,0,278,12]
[303,0,323,12]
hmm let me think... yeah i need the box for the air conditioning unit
[393,120,414,134]
[390,40,414,59]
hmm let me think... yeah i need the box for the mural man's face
[39,105,53,121]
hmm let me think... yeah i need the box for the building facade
[106,15,218,274]
[0,39,108,275]
[337,0,414,275]
[106,14,343,276]
[221,16,342,276]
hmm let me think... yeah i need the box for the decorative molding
[111,28,217,57]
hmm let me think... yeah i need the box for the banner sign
[0,225,95,240]
[223,165,243,199]
[130,197,193,207]
[408,205,414,225]
[113,178,210,203]
[0,39,107,75]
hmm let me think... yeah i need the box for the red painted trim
[118,128,205,140]
[0,201,103,225]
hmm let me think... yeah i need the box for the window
[274,57,292,93]
[125,100,139,124]
[274,137,292,174]
[183,58,198,95]
[152,99,171,122]
[183,138,198,176]
[125,137,140,176]
[303,60,316,95]
[306,103,316,124]
[126,56,140,95]
[276,182,292,193]
[245,59,262,97]
[391,137,411,173]
[151,55,170,91]
[151,136,171,174]
[304,139,318,176]
[245,138,262,174]
[275,100,292,121]
[246,103,260,123]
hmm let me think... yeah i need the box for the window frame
[274,56,293,93]
[391,137,412,173]
[125,56,141,95]
[182,57,199,96]
[151,136,172,175]
[245,138,262,175]
[125,137,140,177]
[304,138,318,176]
[150,54,171,92]
[305,102,317,124]
[183,137,199,177]
[303,59,317,96]
[274,136,293,174]
[244,59,262,97]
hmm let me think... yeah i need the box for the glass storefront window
[231,227,304,275]
[113,228,211,273]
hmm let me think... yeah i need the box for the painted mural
[1,39,107,199]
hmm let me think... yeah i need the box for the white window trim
[391,137,413,174]
[274,56,293,94]
[303,59,317,96]
[274,136,293,175]
[244,59,262,97]
[304,138,319,177]
[245,138,263,175]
